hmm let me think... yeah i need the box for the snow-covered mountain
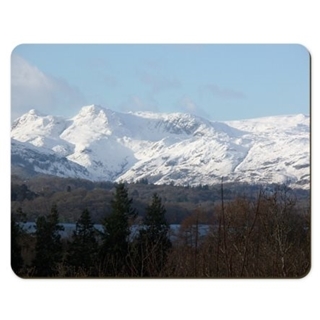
[11,105,310,189]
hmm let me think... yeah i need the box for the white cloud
[11,55,86,121]
[177,96,210,119]
[200,84,246,100]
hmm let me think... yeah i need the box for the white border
[1,1,318,319]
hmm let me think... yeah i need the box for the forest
[11,175,311,278]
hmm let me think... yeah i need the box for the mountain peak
[28,108,40,115]
[12,109,44,130]
[11,106,310,189]
[78,104,107,116]
[25,108,48,118]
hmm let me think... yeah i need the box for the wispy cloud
[138,71,180,95]
[200,84,246,100]
[11,55,86,120]
[177,96,210,119]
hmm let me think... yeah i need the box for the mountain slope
[11,105,310,188]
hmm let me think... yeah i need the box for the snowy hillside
[11,105,310,188]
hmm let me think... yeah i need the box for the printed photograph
[11,44,310,278]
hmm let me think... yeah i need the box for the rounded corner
[11,43,26,59]
[295,43,311,59]
[296,263,311,279]
[10,264,26,279]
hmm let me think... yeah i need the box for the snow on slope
[11,139,91,179]
[225,114,310,187]
[11,105,310,188]
[11,109,73,157]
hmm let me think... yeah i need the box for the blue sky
[11,44,310,121]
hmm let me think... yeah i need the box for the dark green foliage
[11,184,38,201]
[32,205,64,277]
[134,193,171,277]
[65,209,98,276]
[99,182,138,276]
[142,193,171,242]
[110,183,138,220]
[11,208,25,275]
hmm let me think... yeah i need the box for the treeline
[11,174,310,224]
[11,183,310,278]
[10,176,221,224]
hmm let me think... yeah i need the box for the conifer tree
[136,193,171,276]
[32,204,64,277]
[100,182,137,276]
[66,208,98,276]
[11,208,25,276]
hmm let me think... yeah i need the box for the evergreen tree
[135,193,171,276]
[11,208,25,276]
[66,208,98,276]
[32,205,64,277]
[100,182,137,276]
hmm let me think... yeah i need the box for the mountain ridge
[11,105,310,189]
